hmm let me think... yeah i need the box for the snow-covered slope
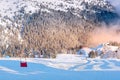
[0,0,119,27]
[1,54,120,80]
[77,43,120,59]
[95,43,118,53]
[96,43,120,59]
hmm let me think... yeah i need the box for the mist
[89,25,120,46]
[107,0,120,15]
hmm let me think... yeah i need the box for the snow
[0,0,112,27]
[0,54,120,80]
[0,0,119,79]
[77,47,92,58]
[91,43,119,56]
[76,43,120,59]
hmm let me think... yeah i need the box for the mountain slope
[0,0,119,27]
[0,0,119,56]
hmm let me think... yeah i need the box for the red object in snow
[20,61,27,67]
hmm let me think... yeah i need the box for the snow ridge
[0,0,116,27]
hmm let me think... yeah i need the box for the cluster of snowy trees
[19,10,94,57]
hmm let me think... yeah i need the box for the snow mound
[77,47,92,58]
[77,43,120,59]
[95,43,120,59]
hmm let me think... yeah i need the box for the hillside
[0,0,119,57]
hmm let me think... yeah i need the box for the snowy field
[0,54,120,80]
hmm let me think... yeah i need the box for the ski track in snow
[0,66,19,74]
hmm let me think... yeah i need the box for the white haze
[107,0,120,15]
[90,25,120,46]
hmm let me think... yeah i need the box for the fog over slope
[89,0,120,46]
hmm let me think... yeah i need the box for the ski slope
[0,54,120,80]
